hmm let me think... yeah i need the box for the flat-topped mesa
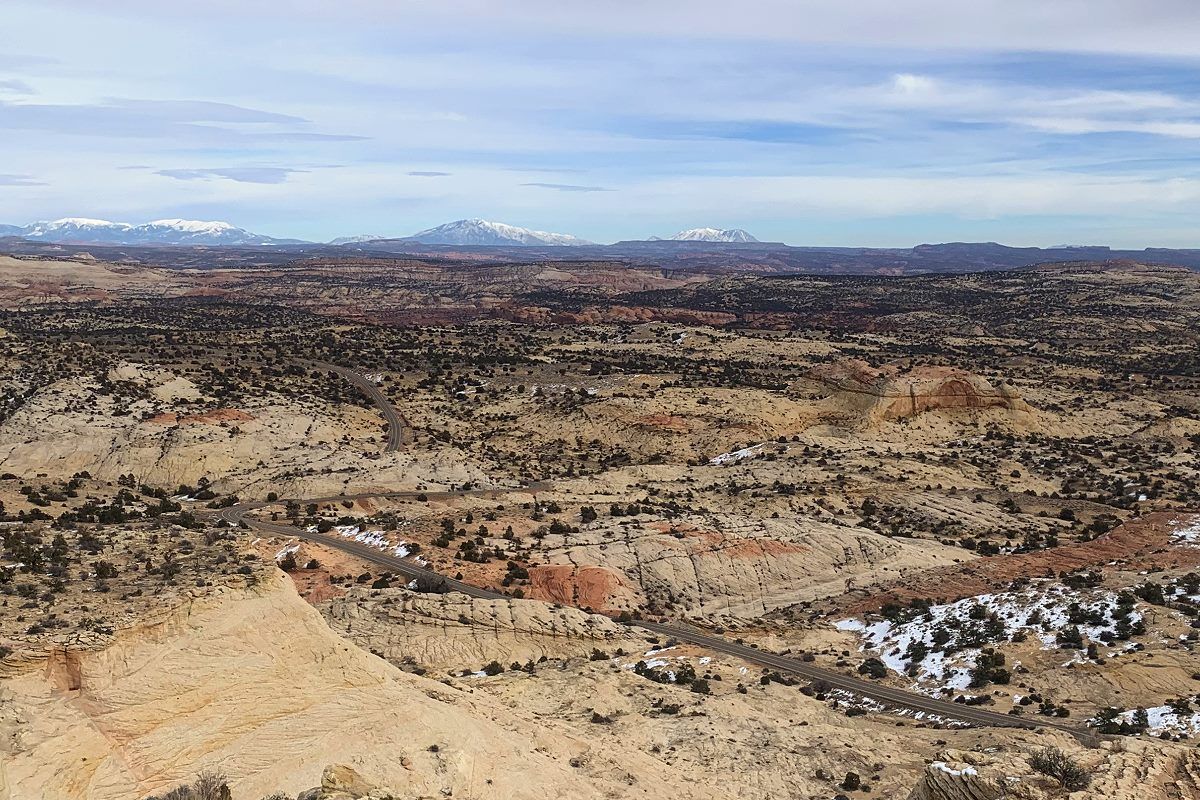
[805,359,1030,423]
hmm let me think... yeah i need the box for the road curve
[310,360,407,451]
[222,363,1094,742]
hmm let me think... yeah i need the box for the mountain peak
[144,219,240,233]
[407,219,592,247]
[668,227,759,243]
[8,217,299,246]
[329,234,390,245]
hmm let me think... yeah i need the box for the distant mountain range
[0,218,302,246]
[4,217,1200,275]
[322,221,762,247]
[0,216,770,247]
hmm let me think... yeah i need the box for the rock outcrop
[806,359,1031,425]
[905,760,1009,800]
[321,587,642,672]
[298,764,400,800]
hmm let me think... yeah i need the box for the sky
[4,0,1200,246]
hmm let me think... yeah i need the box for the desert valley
[0,241,1198,799]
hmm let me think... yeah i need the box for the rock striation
[807,359,1030,424]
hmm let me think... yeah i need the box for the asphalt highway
[310,360,408,451]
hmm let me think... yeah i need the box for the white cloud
[890,73,937,97]
[1018,117,1200,139]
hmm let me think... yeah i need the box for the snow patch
[1170,518,1200,547]
[836,584,1142,695]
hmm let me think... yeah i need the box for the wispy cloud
[156,167,304,184]
[1017,117,1200,139]
[0,79,35,95]
[103,98,306,124]
[521,182,610,192]
[0,173,45,186]
[0,98,356,144]
[408,170,452,177]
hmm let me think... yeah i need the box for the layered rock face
[807,359,1030,424]
[0,572,661,800]
[529,514,966,618]
[321,587,642,672]
[904,761,1008,800]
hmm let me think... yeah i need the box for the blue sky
[4,0,1200,246]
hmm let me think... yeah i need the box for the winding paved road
[221,363,1094,742]
[311,360,408,451]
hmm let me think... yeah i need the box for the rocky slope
[904,743,1200,800]
[0,572,673,800]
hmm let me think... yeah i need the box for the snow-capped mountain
[19,218,134,244]
[406,219,592,247]
[667,227,759,243]
[329,234,389,245]
[129,219,279,246]
[4,217,303,246]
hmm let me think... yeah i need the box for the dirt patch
[246,538,370,604]
[148,408,255,426]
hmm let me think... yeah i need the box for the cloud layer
[2,0,1200,246]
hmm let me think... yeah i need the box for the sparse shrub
[857,657,887,679]
[1029,747,1090,791]
[144,770,231,800]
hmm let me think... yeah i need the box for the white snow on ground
[1170,518,1200,547]
[709,443,766,465]
[274,543,300,561]
[1104,706,1200,735]
[932,762,978,777]
[306,525,416,561]
[333,525,389,550]
[825,689,969,727]
[1107,642,1143,658]
[836,584,1142,695]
